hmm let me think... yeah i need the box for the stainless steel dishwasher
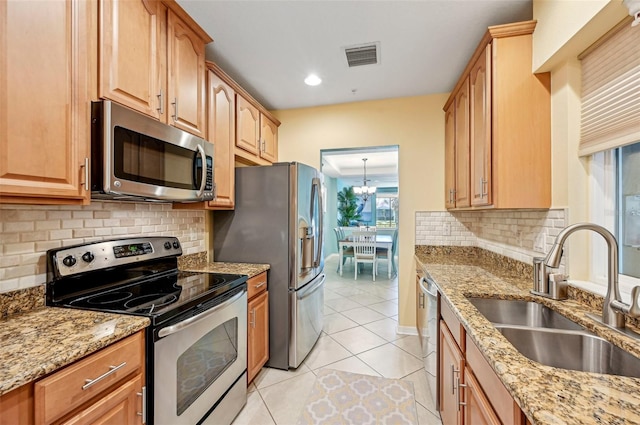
[417,271,439,409]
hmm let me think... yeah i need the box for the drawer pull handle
[82,362,127,390]
[254,282,266,289]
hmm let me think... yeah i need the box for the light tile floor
[230,256,443,425]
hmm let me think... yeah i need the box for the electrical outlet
[534,234,545,252]
[443,222,451,236]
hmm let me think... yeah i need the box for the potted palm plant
[337,187,361,226]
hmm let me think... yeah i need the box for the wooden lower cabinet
[463,368,500,425]
[0,384,34,425]
[440,322,464,425]
[440,311,525,425]
[247,272,269,383]
[34,331,145,425]
[60,375,143,425]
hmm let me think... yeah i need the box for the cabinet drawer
[247,272,268,299]
[466,334,524,425]
[35,331,144,424]
[441,299,464,349]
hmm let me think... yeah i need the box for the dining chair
[352,230,377,281]
[334,227,353,271]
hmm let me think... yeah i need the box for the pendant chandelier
[353,158,376,201]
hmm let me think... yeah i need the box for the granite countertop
[0,254,268,398]
[415,246,640,425]
[178,252,270,278]
[0,307,149,396]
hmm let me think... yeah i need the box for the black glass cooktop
[58,271,246,324]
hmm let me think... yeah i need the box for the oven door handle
[157,289,246,339]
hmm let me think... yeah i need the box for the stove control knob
[173,241,180,249]
[82,251,95,263]
[164,242,172,250]
[62,255,76,267]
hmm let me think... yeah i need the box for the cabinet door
[236,95,261,155]
[454,77,470,208]
[61,375,143,425]
[167,9,206,138]
[470,44,492,207]
[440,321,464,425]
[463,368,500,425]
[207,70,235,209]
[99,0,163,120]
[444,102,456,209]
[259,114,278,163]
[248,290,269,383]
[0,0,91,204]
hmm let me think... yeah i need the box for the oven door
[153,287,247,425]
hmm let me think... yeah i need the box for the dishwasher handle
[419,276,438,298]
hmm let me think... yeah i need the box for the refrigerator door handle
[311,177,323,268]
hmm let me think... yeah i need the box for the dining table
[338,234,394,278]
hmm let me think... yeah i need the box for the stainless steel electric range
[46,236,248,425]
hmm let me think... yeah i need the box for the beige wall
[532,0,626,72]
[272,94,449,328]
[533,0,628,279]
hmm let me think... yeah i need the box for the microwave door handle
[195,144,207,199]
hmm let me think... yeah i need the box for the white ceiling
[176,0,531,184]
[177,0,533,111]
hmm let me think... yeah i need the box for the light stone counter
[178,252,270,278]
[416,246,640,425]
[0,307,149,396]
[0,254,268,398]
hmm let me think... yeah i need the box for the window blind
[579,18,640,156]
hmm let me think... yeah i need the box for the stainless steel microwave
[91,100,214,202]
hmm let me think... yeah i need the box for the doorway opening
[320,146,399,280]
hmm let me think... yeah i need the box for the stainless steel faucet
[535,222,640,330]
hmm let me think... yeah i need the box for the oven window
[114,126,196,189]
[176,318,238,416]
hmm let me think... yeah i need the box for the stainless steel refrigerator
[213,162,325,370]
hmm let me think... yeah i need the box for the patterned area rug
[297,369,418,425]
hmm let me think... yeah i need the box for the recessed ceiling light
[304,74,322,86]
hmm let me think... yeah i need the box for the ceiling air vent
[344,42,380,67]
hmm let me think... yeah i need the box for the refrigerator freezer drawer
[289,273,325,368]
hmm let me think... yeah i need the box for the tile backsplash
[0,202,206,293]
[415,209,567,265]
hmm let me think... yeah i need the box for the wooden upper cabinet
[444,103,456,209]
[454,78,470,209]
[260,115,278,163]
[443,21,550,210]
[236,95,261,156]
[99,0,163,119]
[0,0,92,205]
[167,9,206,138]
[235,91,280,165]
[99,0,210,138]
[207,67,235,209]
[469,44,492,207]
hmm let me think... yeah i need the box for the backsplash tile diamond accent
[0,202,206,293]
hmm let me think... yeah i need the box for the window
[375,193,398,228]
[591,140,640,301]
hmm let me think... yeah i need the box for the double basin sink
[467,297,640,378]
